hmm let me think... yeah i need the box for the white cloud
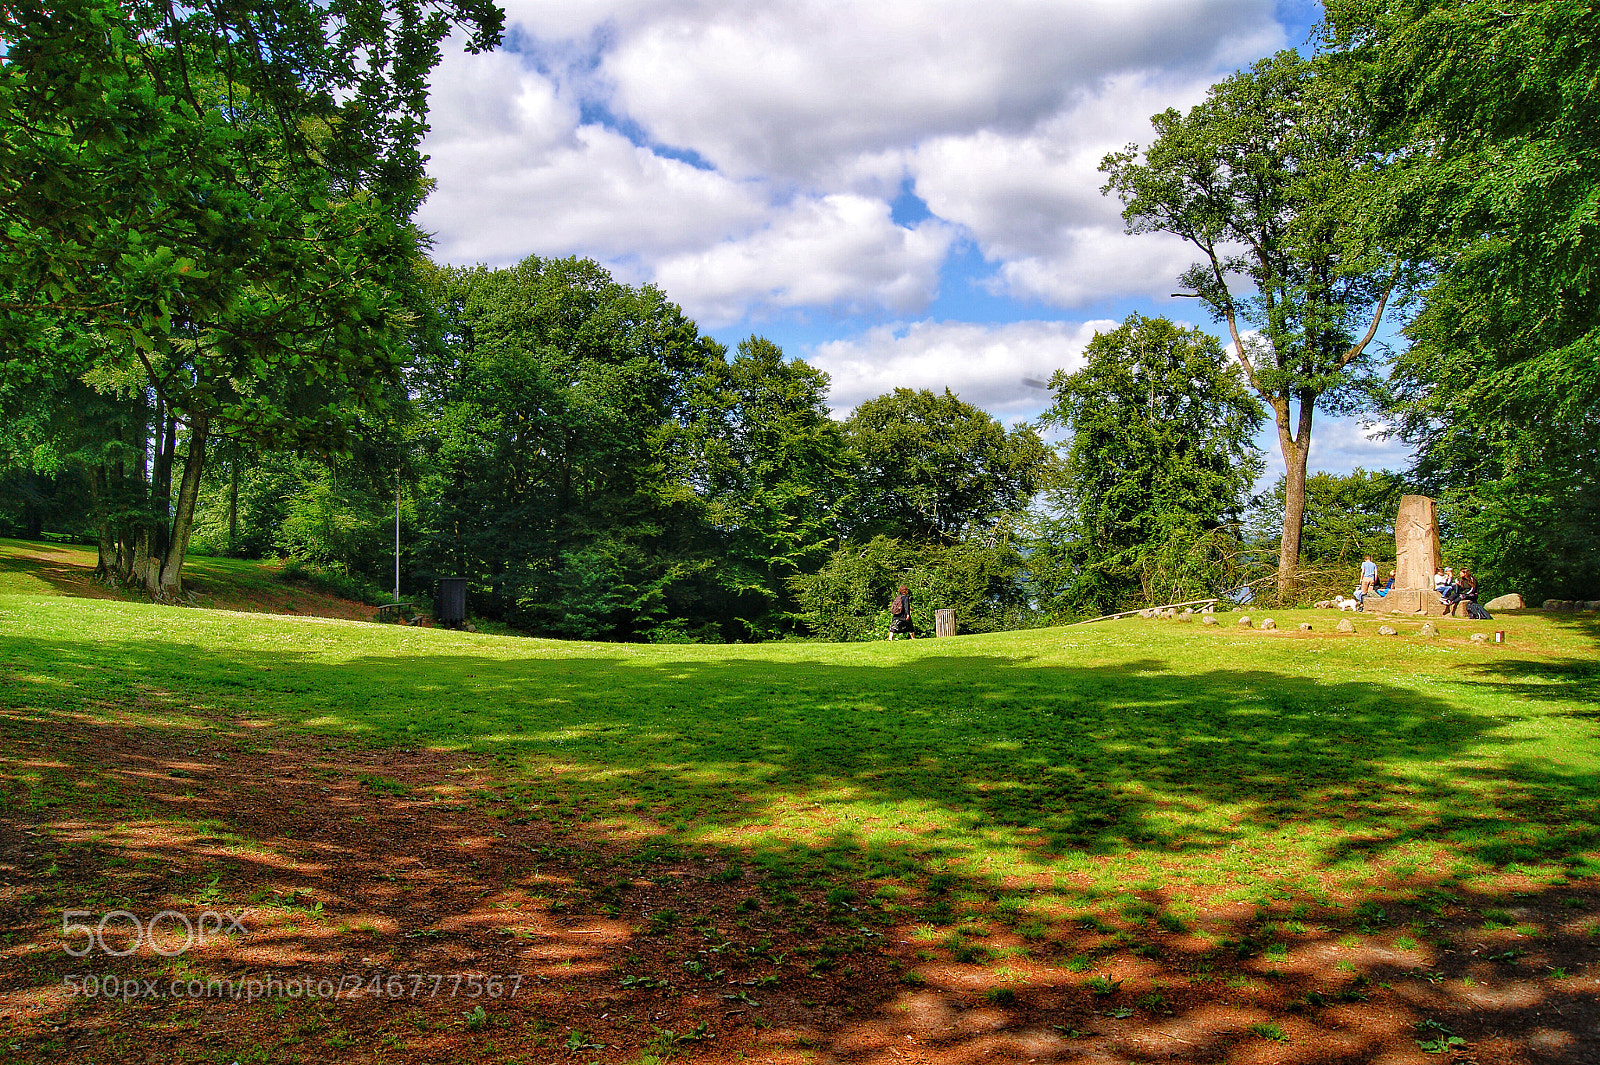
[416,0,1298,321]
[807,319,1117,418]
[576,0,1283,180]
[653,195,956,325]
[906,70,1237,306]
[417,46,766,267]
[1303,417,1412,477]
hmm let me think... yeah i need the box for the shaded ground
[2,711,1595,1065]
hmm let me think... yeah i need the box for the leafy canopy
[1038,314,1263,617]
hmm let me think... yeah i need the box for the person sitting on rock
[1445,569,1478,616]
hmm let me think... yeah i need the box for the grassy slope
[0,537,377,620]
[6,578,1597,904]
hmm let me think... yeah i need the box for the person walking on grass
[888,585,916,640]
[1360,554,1377,597]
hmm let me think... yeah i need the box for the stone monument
[1387,494,1443,615]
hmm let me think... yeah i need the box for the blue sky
[416,0,1409,482]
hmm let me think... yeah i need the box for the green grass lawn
[7,586,1597,905]
[3,550,1599,1062]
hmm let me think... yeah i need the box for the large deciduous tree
[1101,51,1406,599]
[1038,314,1263,617]
[692,337,852,637]
[843,388,1050,543]
[0,0,502,596]
[413,256,727,640]
[1325,0,1600,600]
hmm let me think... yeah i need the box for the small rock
[1200,604,1215,614]
[1180,607,1193,616]
[1378,625,1398,636]
[1419,622,1439,637]
[1299,622,1312,631]
[1484,593,1523,610]
[1314,600,1334,609]
[1238,616,1252,627]
[1162,608,1177,618]
[1176,613,1193,623]
[1202,616,1217,626]
[1542,599,1561,610]
[1260,618,1276,630]
[1469,633,1488,643]
[1336,618,1355,633]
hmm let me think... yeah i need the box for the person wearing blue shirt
[1360,555,1377,596]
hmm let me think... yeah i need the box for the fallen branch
[1067,597,1219,627]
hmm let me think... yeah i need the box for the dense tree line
[1325,0,1600,601]
[5,0,1595,634]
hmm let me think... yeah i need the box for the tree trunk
[1272,395,1314,601]
[227,449,239,555]
[151,405,177,561]
[90,466,116,581]
[23,471,43,540]
[158,415,209,599]
[133,528,157,593]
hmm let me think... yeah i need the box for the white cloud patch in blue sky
[415,0,1409,478]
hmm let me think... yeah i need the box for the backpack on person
[888,591,914,636]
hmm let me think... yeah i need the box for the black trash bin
[435,577,468,628]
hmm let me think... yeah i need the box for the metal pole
[394,464,401,604]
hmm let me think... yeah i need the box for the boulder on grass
[1470,633,1488,643]
[1378,625,1398,636]
[1202,616,1218,626]
[1484,593,1523,610]
[1238,616,1252,627]
[1336,618,1355,633]
[1260,618,1276,630]
[1419,621,1439,637]
[1299,622,1313,631]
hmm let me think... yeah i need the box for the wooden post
[935,609,956,638]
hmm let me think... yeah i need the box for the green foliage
[843,389,1051,543]
[1326,0,1600,599]
[1247,468,1404,600]
[1102,51,1409,593]
[1036,315,1263,618]
[0,0,502,594]
[689,336,853,636]
[278,560,389,607]
[412,256,731,640]
[791,534,1034,641]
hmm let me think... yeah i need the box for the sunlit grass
[4,572,1600,922]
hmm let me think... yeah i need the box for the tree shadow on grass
[5,633,1593,877]
[4,631,1600,1063]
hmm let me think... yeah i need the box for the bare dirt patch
[2,708,1596,1064]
